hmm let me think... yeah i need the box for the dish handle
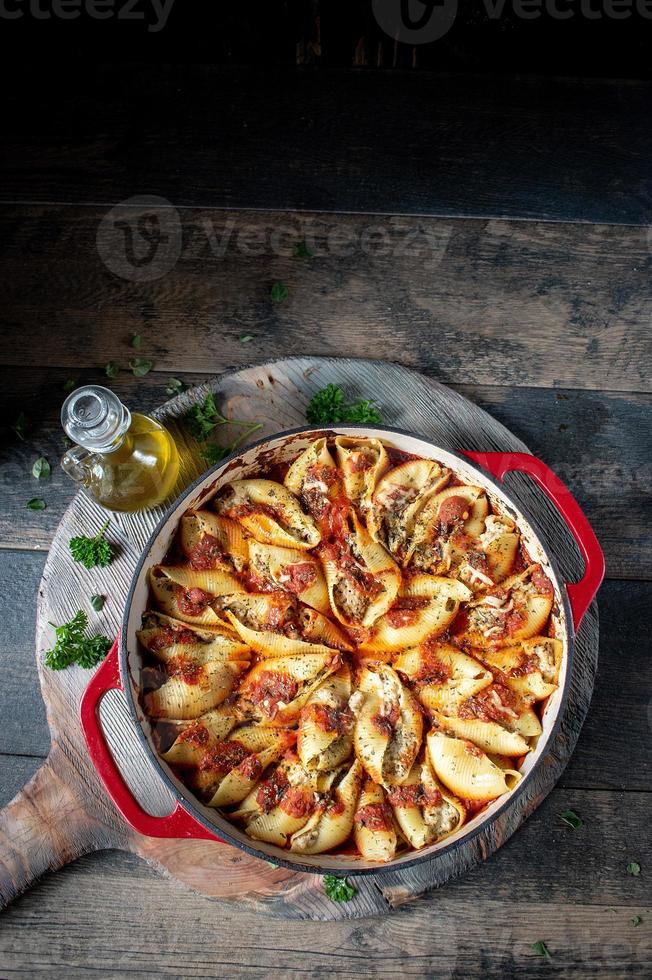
[463,451,605,631]
[80,639,222,842]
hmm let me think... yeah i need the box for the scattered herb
[69,519,113,569]
[166,377,187,396]
[188,393,262,466]
[239,334,254,344]
[32,457,51,480]
[532,941,552,960]
[323,875,356,903]
[90,594,105,612]
[627,862,641,877]
[105,361,120,379]
[131,333,142,349]
[45,610,111,671]
[200,444,230,466]
[306,384,383,426]
[13,412,29,441]
[271,281,289,302]
[631,916,642,927]
[294,240,314,259]
[130,358,154,377]
[63,379,77,393]
[560,809,583,830]
[27,498,46,511]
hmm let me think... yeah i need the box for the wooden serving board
[0,357,599,921]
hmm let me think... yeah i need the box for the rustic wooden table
[0,66,650,978]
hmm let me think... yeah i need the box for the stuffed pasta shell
[215,479,320,550]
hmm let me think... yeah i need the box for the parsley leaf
[323,875,356,903]
[13,412,29,441]
[32,457,51,480]
[45,610,111,671]
[130,358,154,377]
[631,916,642,927]
[532,941,552,959]
[90,594,105,612]
[188,393,226,441]
[294,240,314,259]
[69,519,113,569]
[560,809,583,830]
[63,379,77,393]
[271,281,289,302]
[239,334,254,344]
[105,361,120,379]
[200,444,231,466]
[627,862,641,876]
[166,377,187,396]
[27,497,46,511]
[306,384,383,426]
[131,333,142,349]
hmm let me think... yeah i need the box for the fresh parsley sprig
[69,519,113,569]
[45,610,111,671]
[306,384,383,426]
[188,393,262,466]
[323,875,356,903]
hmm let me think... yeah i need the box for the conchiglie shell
[480,637,562,702]
[149,571,225,626]
[248,541,330,614]
[360,577,472,653]
[246,793,315,846]
[387,761,432,849]
[353,780,397,862]
[394,643,492,700]
[458,597,553,650]
[353,689,390,786]
[334,437,389,512]
[154,564,244,597]
[509,707,542,738]
[180,512,249,571]
[224,611,337,662]
[208,732,295,808]
[298,667,353,771]
[298,608,354,651]
[160,707,239,766]
[284,438,338,498]
[138,617,249,666]
[353,665,422,787]
[408,486,489,561]
[430,710,530,756]
[290,759,364,854]
[145,661,243,720]
[478,515,520,582]
[427,730,522,801]
[238,653,340,727]
[215,479,320,550]
[368,459,451,558]
[421,761,466,843]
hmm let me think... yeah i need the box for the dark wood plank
[2,367,649,581]
[0,788,649,978]
[3,67,651,223]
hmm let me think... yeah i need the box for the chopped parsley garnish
[271,281,289,302]
[69,519,113,569]
[560,809,583,830]
[105,361,120,379]
[131,333,142,349]
[239,334,254,343]
[200,444,231,466]
[90,594,105,612]
[294,240,314,258]
[13,412,29,441]
[27,497,46,511]
[32,457,51,480]
[323,875,356,903]
[166,377,187,396]
[188,393,262,467]
[130,358,154,377]
[627,862,641,876]
[306,384,383,426]
[45,610,111,671]
[532,941,552,959]
[63,379,77,393]
[631,916,642,927]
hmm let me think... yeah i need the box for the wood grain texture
[3,67,652,223]
[2,367,650,579]
[0,357,600,921]
[1,207,650,394]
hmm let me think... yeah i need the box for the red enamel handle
[80,639,222,842]
[463,451,604,631]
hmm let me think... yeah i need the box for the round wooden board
[0,357,599,920]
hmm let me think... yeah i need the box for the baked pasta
[138,436,562,863]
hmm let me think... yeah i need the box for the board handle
[463,450,605,631]
[80,640,222,842]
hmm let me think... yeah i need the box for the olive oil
[61,387,180,512]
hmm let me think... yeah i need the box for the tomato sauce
[188,534,226,571]
[371,703,399,736]
[280,786,315,819]
[355,802,392,831]
[305,703,353,734]
[168,656,205,686]
[177,723,210,747]
[256,768,289,813]
[175,586,212,618]
[149,626,198,652]
[284,562,318,593]
[459,683,520,723]
[199,740,250,775]
[246,671,299,717]
[385,596,429,628]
